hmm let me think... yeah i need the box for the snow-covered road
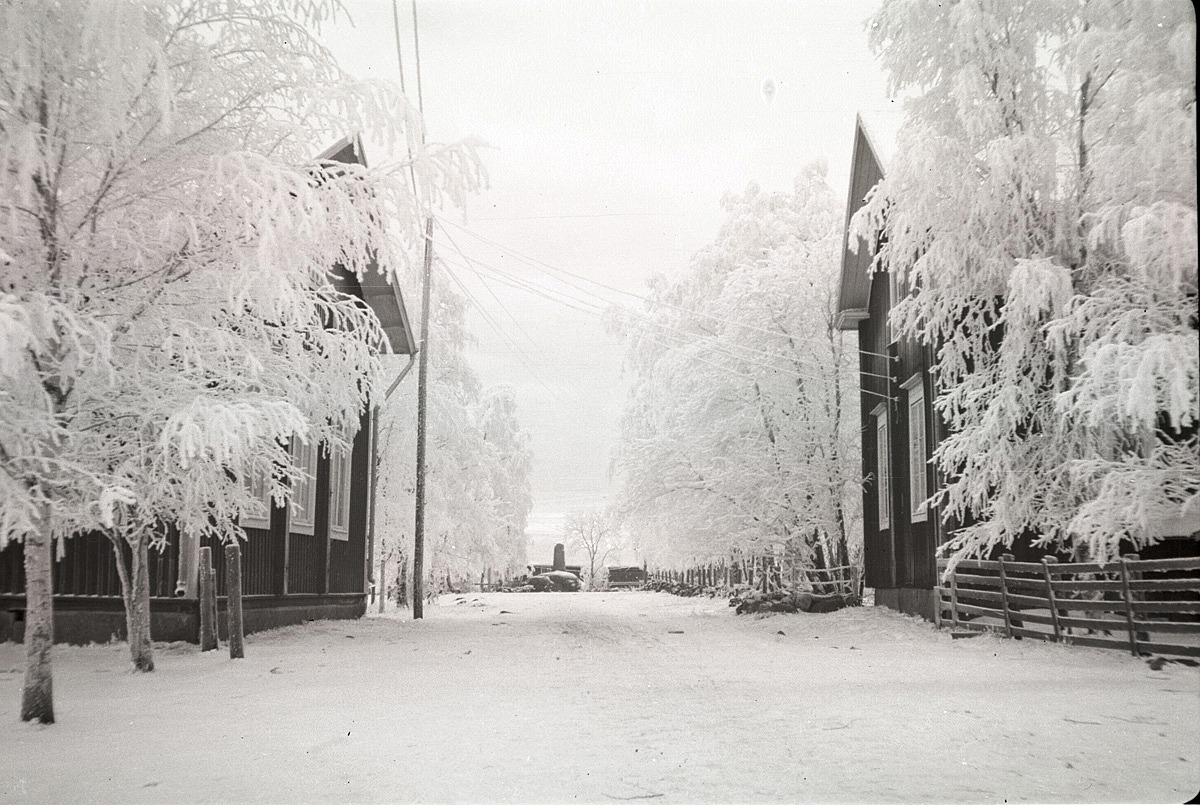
[2,592,1197,803]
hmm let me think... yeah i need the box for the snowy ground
[1,592,1197,804]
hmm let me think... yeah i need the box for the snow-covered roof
[834,108,906,330]
[316,136,417,357]
[856,106,905,175]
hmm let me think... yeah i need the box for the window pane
[908,387,927,519]
[292,439,318,533]
[241,471,272,529]
[330,430,353,539]
[876,411,890,530]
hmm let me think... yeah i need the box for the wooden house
[0,136,416,644]
[836,114,1198,622]
[835,113,947,621]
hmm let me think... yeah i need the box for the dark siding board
[239,528,275,596]
[860,270,895,589]
[893,344,937,590]
[0,542,23,595]
[849,129,895,591]
[4,530,181,599]
[287,532,322,594]
[157,533,178,597]
[331,407,370,594]
[855,234,938,589]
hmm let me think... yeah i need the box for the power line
[435,258,583,410]
[436,236,893,385]
[433,222,601,411]
[436,214,896,364]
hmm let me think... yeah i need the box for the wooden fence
[936,554,1200,658]
[651,557,862,598]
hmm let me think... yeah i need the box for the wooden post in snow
[378,547,387,614]
[998,553,1014,639]
[225,543,245,659]
[209,568,219,643]
[1119,554,1140,656]
[1041,556,1062,642]
[198,547,217,651]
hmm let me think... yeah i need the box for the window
[904,375,928,522]
[328,430,353,541]
[240,471,272,531]
[887,271,902,343]
[291,437,318,535]
[873,403,891,531]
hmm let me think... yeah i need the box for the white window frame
[240,471,272,531]
[328,429,353,541]
[903,375,929,523]
[886,271,902,344]
[290,437,318,535]
[872,402,891,531]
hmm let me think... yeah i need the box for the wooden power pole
[412,217,433,619]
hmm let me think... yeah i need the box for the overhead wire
[441,245,896,401]
[435,257,582,409]
[431,223,608,410]
[436,214,899,365]
[433,222,896,386]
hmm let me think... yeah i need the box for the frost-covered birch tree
[612,162,860,570]
[853,0,1197,564]
[0,0,481,722]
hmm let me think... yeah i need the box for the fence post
[1040,556,1062,642]
[998,553,1014,639]
[949,563,960,629]
[198,547,217,651]
[209,568,219,641]
[225,542,245,659]
[1119,554,1140,657]
[851,565,861,598]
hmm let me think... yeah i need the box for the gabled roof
[835,110,903,331]
[316,136,417,356]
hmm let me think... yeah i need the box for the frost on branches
[852,0,1197,565]
[375,271,532,599]
[611,162,861,572]
[0,0,482,720]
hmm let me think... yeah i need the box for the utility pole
[412,217,433,619]
[393,0,431,620]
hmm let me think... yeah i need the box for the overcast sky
[324,0,896,562]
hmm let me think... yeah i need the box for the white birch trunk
[20,515,55,723]
[128,533,154,671]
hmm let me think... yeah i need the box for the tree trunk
[107,529,154,672]
[107,531,135,634]
[128,533,154,672]
[20,517,54,723]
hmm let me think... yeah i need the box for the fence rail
[650,556,862,598]
[936,554,1200,658]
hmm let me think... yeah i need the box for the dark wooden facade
[837,114,945,620]
[0,136,415,644]
[836,115,1197,620]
